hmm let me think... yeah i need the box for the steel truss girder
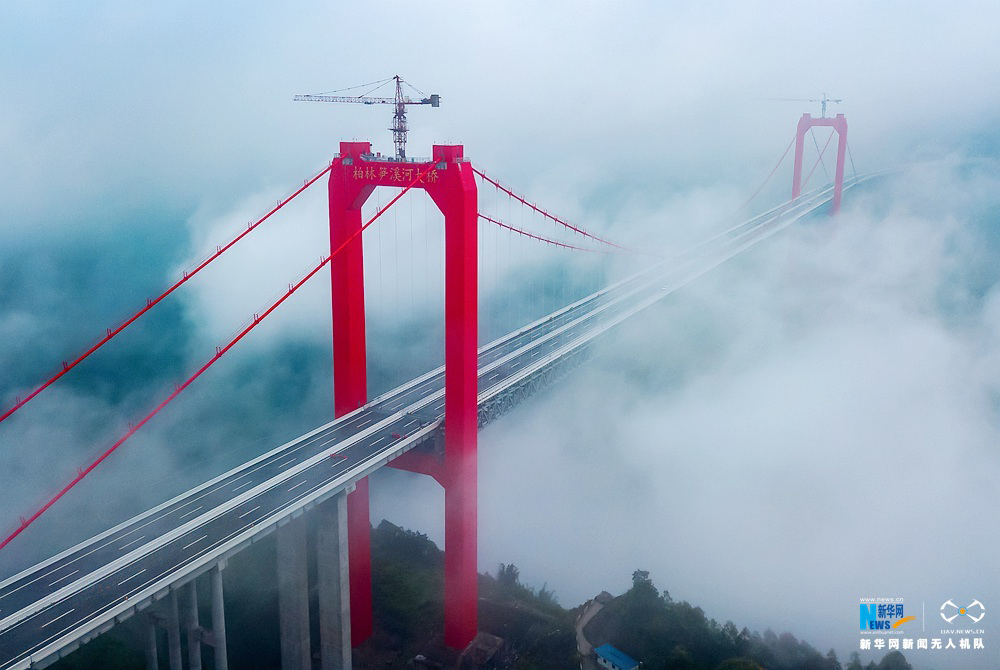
[477,344,592,430]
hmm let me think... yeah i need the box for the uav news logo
[940,599,985,625]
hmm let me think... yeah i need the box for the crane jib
[291,94,440,106]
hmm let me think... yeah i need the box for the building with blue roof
[594,643,639,670]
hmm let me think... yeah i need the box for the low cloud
[467,161,1000,668]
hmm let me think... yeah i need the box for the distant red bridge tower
[791,112,848,214]
[328,141,479,649]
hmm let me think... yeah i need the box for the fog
[3,3,999,668]
[371,159,1000,669]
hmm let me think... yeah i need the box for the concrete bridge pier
[143,563,228,670]
[277,515,310,670]
[317,492,351,670]
[210,565,229,670]
[185,581,202,670]
[167,590,182,670]
[144,617,159,670]
[277,492,352,670]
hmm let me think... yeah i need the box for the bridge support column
[185,581,202,670]
[277,516,311,670]
[144,616,159,670]
[167,591,182,670]
[317,492,352,670]
[210,564,229,670]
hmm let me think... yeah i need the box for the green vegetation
[845,650,913,670]
[583,570,910,670]
[366,520,444,655]
[43,527,912,670]
[362,521,576,669]
[478,562,576,670]
[46,632,144,670]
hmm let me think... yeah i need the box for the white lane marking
[182,535,208,551]
[313,435,340,453]
[356,419,372,428]
[370,436,387,446]
[179,505,203,520]
[117,536,146,552]
[232,480,254,492]
[47,570,80,588]
[117,569,146,587]
[239,506,261,520]
[488,373,499,380]
[40,608,75,628]
[288,480,309,492]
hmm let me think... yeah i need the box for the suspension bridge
[0,112,862,670]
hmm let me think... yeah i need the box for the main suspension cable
[809,127,831,183]
[0,161,436,551]
[731,133,797,216]
[800,129,835,192]
[478,214,615,254]
[471,166,642,254]
[846,140,860,183]
[0,163,335,428]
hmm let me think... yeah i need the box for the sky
[2,2,1000,668]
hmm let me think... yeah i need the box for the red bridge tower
[328,141,479,649]
[791,112,848,214]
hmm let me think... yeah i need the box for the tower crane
[810,93,842,118]
[770,93,843,117]
[294,75,440,160]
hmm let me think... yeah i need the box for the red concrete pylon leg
[427,145,479,648]
[329,142,375,646]
[831,119,848,215]
[346,478,372,645]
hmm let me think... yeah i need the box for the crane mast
[391,75,408,159]
[808,93,842,118]
[294,75,440,160]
